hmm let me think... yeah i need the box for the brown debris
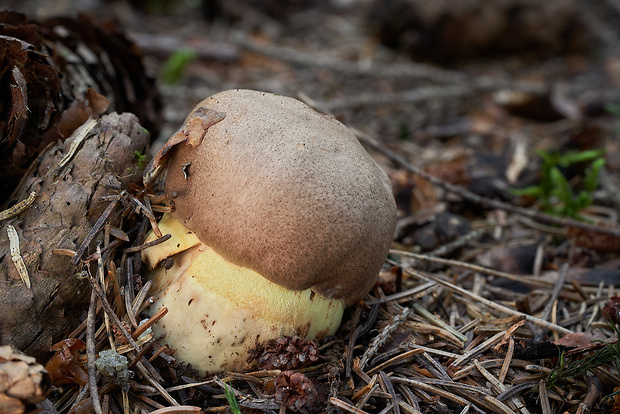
[612,386,620,414]
[568,225,620,252]
[495,337,573,361]
[0,12,65,202]
[44,339,88,386]
[577,373,603,414]
[602,296,620,325]
[2,2,619,413]
[143,107,225,187]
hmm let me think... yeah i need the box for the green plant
[224,382,242,414]
[512,148,605,218]
[397,120,411,141]
[546,324,620,389]
[605,102,620,117]
[134,151,148,169]
[160,48,197,85]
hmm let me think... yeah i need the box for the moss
[95,349,132,391]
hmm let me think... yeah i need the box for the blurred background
[2,0,617,142]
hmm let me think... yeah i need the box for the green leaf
[557,149,605,166]
[605,101,620,116]
[549,167,571,204]
[224,382,242,414]
[513,148,605,218]
[547,323,620,389]
[584,158,605,192]
[161,48,197,85]
[511,186,543,198]
[134,151,148,169]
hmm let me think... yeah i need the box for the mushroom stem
[143,216,344,374]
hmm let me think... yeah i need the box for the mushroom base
[146,243,345,374]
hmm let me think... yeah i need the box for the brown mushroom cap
[163,89,396,306]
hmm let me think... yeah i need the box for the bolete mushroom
[142,89,396,374]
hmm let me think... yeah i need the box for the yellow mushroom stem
[142,214,345,374]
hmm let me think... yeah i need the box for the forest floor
[3,0,620,413]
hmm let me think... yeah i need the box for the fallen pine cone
[0,113,149,361]
[0,345,50,414]
[275,371,319,414]
[258,336,319,370]
[0,11,160,205]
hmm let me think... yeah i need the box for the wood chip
[7,224,29,288]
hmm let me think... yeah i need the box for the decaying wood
[0,113,149,361]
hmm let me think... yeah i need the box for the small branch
[124,233,171,253]
[325,85,473,112]
[365,282,436,306]
[539,263,569,322]
[73,200,118,265]
[378,371,400,414]
[86,289,103,414]
[359,307,410,370]
[575,373,602,414]
[0,191,36,221]
[52,118,98,177]
[451,332,506,368]
[132,307,168,340]
[149,407,201,414]
[398,264,573,335]
[128,194,162,238]
[389,250,553,288]
[130,32,239,62]
[233,33,467,84]
[539,380,551,414]
[366,348,424,377]
[86,274,141,352]
[345,308,363,380]
[329,397,371,414]
[427,228,487,257]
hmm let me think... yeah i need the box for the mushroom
[142,89,396,374]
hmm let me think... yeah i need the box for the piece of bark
[0,113,149,362]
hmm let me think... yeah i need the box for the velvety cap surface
[163,89,396,306]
